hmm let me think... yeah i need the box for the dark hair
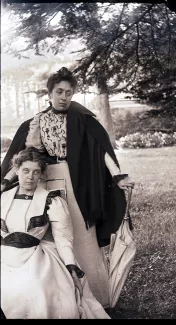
[12,147,46,174]
[46,67,77,93]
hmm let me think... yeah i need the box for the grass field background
[112,146,176,319]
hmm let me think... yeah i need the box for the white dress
[1,186,110,319]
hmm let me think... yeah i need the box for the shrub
[117,132,176,149]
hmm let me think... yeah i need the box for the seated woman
[1,148,110,319]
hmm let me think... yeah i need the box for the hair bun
[47,67,77,93]
[56,67,73,77]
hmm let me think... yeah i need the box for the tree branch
[109,68,139,94]
[111,4,155,45]
[98,3,112,21]
[165,5,172,68]
[100,3,127,70]
[47,5,63,26]
[73,4,127,78]
[72,45,104,75]
[139,35,156,60]
[135,23,140,65]
[149,9,157,57]
[73,4,155,78]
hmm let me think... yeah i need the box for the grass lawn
[111,146,176,319]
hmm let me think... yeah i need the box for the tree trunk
[22,82,27,118]
[37,85,41,113]
[15,79,20,118]
[97,75,116,148]
[27,84,31,112]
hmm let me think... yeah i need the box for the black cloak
[1,101,127,247]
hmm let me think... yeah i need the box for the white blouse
[5,198,32,233]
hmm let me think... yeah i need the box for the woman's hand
[117,176,135,191]
[71,270,83,297]
[66,265,84,297]
[1,179,10,194]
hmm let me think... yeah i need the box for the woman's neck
[17,187,36,196]
[52,106,68,114]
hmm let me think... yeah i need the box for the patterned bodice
[39,110,67,158]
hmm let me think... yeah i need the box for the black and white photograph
[1,0,176,319]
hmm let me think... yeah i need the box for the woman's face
[49,81,74,111]
[16,161,42,192]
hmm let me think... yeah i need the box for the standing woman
[1,67,134,308]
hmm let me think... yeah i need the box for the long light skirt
[1,242,80,319]
[41,162,110,308]
[1,241,110,319]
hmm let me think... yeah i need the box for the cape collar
[1,185,49,223]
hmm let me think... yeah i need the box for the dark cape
[1,101,128,247]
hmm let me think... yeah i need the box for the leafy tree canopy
[2,2,176,113]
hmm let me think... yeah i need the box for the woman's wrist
[112,174,129,185]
